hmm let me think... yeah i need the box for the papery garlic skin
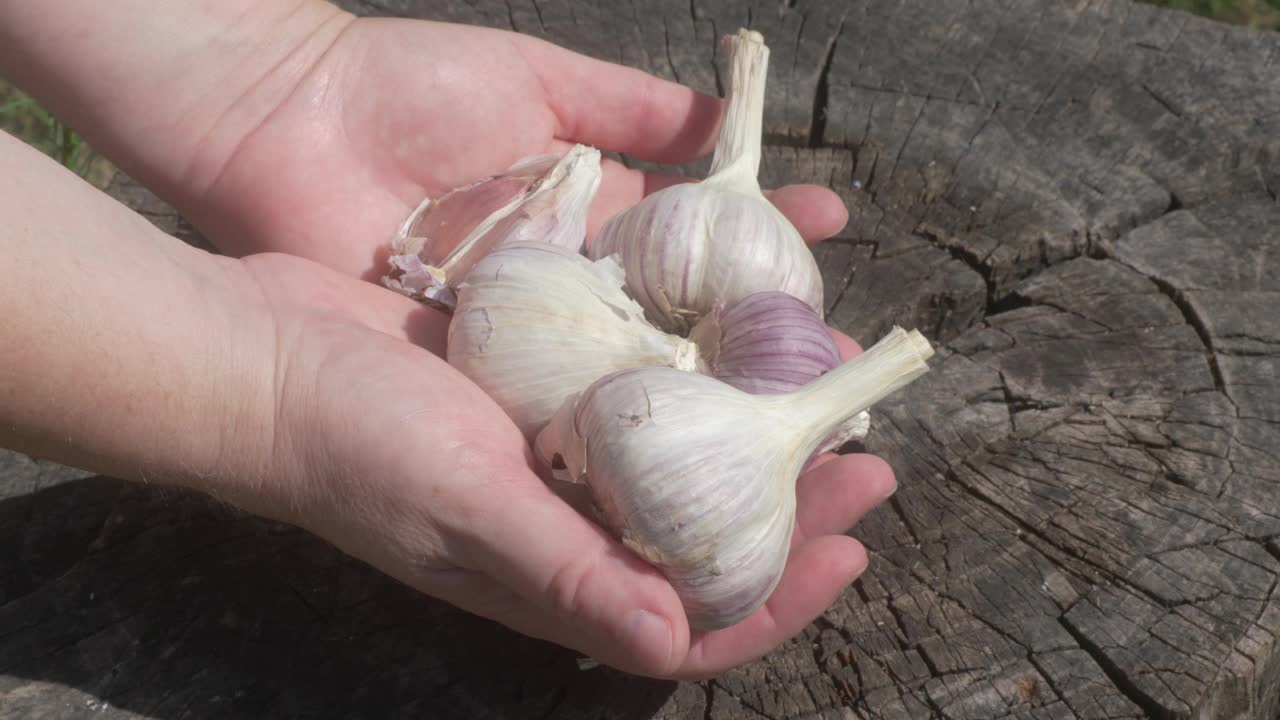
[538,369,797,628]
[536,327,934,630]
[448,242,698,439]
[690,291,872,447]
[589,31,822,333]
[384,145,602,309]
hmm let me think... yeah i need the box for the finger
[588,176,850,248]
[548,135,849,246]
[765,185,850,242]
[801,451,841,475]
[406,565,527,622]
[829,328,863,361]
[418,566,703,679]
[676,535,868,679]
[446,474,691,677]
[584,156,647,241]
[518,36,722,164]
[409,565,641,668]
[792,454,896,548]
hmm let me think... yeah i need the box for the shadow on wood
[0,461,678,718]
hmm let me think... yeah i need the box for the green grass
[1,83,88,173]
[0,1,1275,182]
[0,80,113,186]
[1140,0,1280,29]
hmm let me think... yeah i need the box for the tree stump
[3,1,1279,717]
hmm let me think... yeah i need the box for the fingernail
[624,609,672,673]
[879,475,898,500]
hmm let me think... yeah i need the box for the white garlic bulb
[690,291,871,448]
[534,327,934,629]
[448,242,699,439]
[588,30,823,333]
[450,247,873,444]
[384,144,602,309]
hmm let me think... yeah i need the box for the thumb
[446,468,692,675]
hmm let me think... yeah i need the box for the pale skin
[0,0,898,679]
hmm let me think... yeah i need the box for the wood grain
[3,1,1278,717]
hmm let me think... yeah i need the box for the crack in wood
[529,0,547,33]
[1145,275,1227,396]
[661,20,682,85]
[1140,83,1184,119]
[807,18,843,148]
[913,222,996,310]
[1059,614,1176,719]
[502,0,521,33]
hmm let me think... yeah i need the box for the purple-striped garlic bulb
[534,327,934,629]
[587,30,822,334]
[383,144,601,309]
[691,291,871,448]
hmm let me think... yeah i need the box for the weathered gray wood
[3,0,1279,718]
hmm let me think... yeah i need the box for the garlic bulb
[384,144,602,309]
[449,244,864,444]
[690,291,871,447]
[448,242,698,439]
[588,30,823,333]
[534,327,934,629]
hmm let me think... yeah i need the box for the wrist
[9,251,283,506]
[0,131,283,506]
[167,259,285,508]
[182,260,314,523]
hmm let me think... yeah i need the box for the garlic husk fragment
[534,327,934,630]
[690,291,872,448]
[588,30,822,333]
[448,242,699,439]
[384,145,602,309]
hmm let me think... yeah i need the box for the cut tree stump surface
[3,1,1279,718]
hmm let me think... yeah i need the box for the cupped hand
[171,9,890,678]
[181,12,849,285]
[240,252,893,679]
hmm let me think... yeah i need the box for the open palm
[173,15,892,678]
[188,17,848,287]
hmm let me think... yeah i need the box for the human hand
[231,251,895,679]
[173,13,849,285]
[0,3,849,310]
[174,13,892,675]
[0,2,894,677]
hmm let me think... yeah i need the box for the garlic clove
[588,30,823,333]
[689,291,872,447]
[448,242,699,439]
[691,291,840,394]
[535,327,934,629]
[384,144,602,309]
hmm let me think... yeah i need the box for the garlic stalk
[384,144,602,309]
[589,30,823,334]
[534,327,934,630]
[448,242,698,439]
[690,291,871,447]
